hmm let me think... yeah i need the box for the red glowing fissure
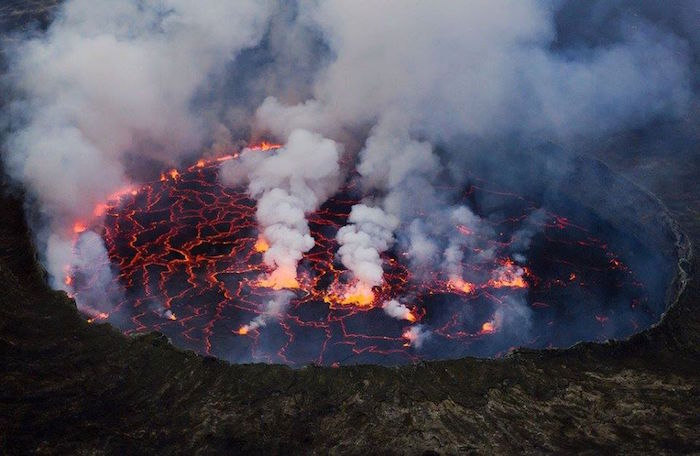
[66,143,650,365]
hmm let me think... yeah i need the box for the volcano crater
[69,148,682,366]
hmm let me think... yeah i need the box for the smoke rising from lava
[3,0,274,306]
[220,129,340,289]
[1,0,696,363]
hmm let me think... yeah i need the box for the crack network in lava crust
[68,144,657,366]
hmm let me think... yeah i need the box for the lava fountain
[66,145,673,366]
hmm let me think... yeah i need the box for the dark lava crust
[1,3,699,455]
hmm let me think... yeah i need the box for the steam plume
[220,129,340,288]
[238,290,294,334]
[3,0,275,312]
[2,0,695,354]
[382,299,415,322]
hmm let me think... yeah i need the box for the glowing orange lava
[72,221,87,234]
[480,321,496,334]
[256,268,300,290]
[249,141,282,151]
[325,283,376,307]
[490,261,527,289]
[447,277,475,294]
[254,236,270,253]
[64,143,652,366]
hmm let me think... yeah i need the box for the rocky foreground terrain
[1,2,699,454]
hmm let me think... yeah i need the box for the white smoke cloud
[442,206,493,282]
[402,324,430,349]
[493,295,533,340]
[2,0,694,352]
[255,1,690,316]
[336,204,398,288]
[66,230,120,314]
[406,219,439,271]
[382,299,414,322]
[239,290,294,334]
[220,129,340,287]
[509,208,548,257]
[4,0,276,305]
[293,0,690,140]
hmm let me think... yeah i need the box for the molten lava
[253,236,269,253]
[255,268,300,290]
[447,277,475,294]
[480,321,496,334]
[325,282,376,307]
[66,144,655,366]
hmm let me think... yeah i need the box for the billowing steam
[220,129,340,288]
[3,0,275,313]
[1,0,695,354]
[335,204,398,303]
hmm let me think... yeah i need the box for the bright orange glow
[160,169,180,181]
[87,312,109,324]
[256,268,300,290]
[93,204,108,217]
[402,328,419,347]
[109,186,136,200]
[91,186,136,217]
[491,275,527,289]
[66,147,647,365]
[490,262,527,289]
[325,283,375,307]
[254,236,269,253]
[249,141,282,152]
[447,277,475,294]
[480,321,496,334]
[339,291,374,306]
[215,154,237,163]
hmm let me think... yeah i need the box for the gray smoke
[1,1,695,349]
[219,128,340,288]
[3,0,274,312]
[253,0,693,343]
